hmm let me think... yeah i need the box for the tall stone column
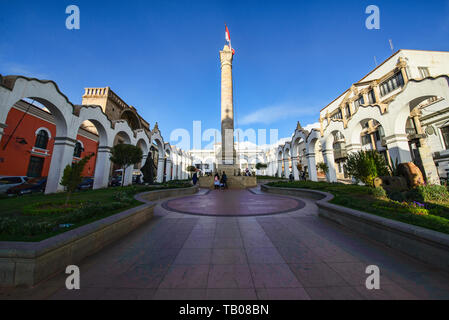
[219,45,237,169]
[45,137,76,194]
[306,152,318,182]
[277,160,283,177]
[292,157,300,180]
[283,158,290,178]
[165,159,172,181]
[93,146,112,189]
[178,159,183,180]
[157,157,165,183]
[172,160,178,180]
[323,149,337,183]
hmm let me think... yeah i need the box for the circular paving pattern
[162,189,305,217]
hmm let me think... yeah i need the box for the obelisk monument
[218,44,238,175]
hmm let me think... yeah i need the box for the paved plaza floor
[1,187,449,300]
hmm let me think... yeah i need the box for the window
[35,130,49,149]
[380,72,404,97]
[73,142,83,158]
[331,110,343,120]
[27,156,45,178]
[418,67,430,78]
[368,89,376,104]
[362,134,372,146]
[441,126,449,150]
[354,96,365,109]
[344,104,351,118]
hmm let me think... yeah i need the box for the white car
[0,176,29,194]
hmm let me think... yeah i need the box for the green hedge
[266,181,449,235]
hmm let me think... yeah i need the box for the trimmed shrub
[344,151,389,187]
[372,186,387,199]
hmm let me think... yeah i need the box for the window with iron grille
[368,89,376,104]
[380,72,404,97]
[354,96,365,109]
[35,130,49,149]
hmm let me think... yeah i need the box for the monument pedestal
[217,164,239,177]
[199,175,257,189]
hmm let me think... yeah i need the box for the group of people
[191,171,229,190]
[289,170,307,182]
[213,172,228,190]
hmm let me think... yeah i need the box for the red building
[0,99,99,178]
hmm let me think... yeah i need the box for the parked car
[110,175,123,187]
[0,176,28,194]
[77,177,94,191]
[6,177,47,196]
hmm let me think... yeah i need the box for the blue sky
[1,0,449,149]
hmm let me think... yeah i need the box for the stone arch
[76,106,116,189]
[0,76,81,194]
[390,77,449,137]
[120,109,141,131]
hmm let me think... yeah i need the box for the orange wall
[0,107,98,178]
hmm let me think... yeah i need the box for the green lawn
[267,181,449,235]
[0,182,191,242]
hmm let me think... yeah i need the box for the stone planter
[261,184,449,273]
[0,185,199,288]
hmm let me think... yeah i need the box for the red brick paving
[163,189,304,216]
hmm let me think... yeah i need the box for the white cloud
[239,104,319,125]
[303,122,320,132]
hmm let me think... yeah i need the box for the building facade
[0,75,191,194]
[263,50,449,184]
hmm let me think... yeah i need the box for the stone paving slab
[1,187,449,300]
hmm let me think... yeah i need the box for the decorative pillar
[412,114,440,185]
[157,157,165,183]
[166,159,172,181]
[292,157,300,180]
[322,149,337,183]
[283,157,290,178]
[45,137,76,194]
[93,146,112,189]
[172,158,178,180]
[306,152,318,182]
[277,159,283,177]
[385,134,412,164]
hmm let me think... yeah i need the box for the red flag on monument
[225,25,231,44]
[225,25,235,55]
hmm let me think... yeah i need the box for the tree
[60,153,95,205]
[344,150,389,187]
[110,144,143,187]
[316,162,329,174]
[255,163,268,170]
[141,152,156,184]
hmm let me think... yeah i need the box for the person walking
[221,171,228,189]
[192,171,198,185]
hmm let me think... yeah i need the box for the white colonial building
[262,49,449,184]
